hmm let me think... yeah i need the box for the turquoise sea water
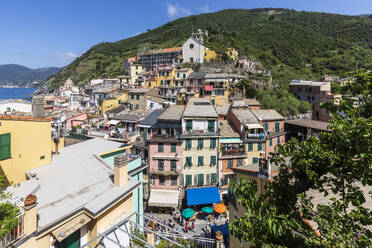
[0,88,37,100]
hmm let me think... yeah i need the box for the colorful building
[130,64,144,84]
[181,98,219,190]
[204,73,230,105]
[0,116,53,184]
[226,47,239,61]
[218,120,246,194]
[147,105,185,209]
[204,49,217,62]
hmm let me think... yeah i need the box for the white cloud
[199,4,210,13]
[55,52,78,62]
[166,3,191,18]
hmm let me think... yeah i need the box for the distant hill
[0,64,61,87]
[47,8,372,89]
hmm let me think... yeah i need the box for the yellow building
[100,90,129,117]
[130,64,143,84]
[156,66,176,87]
[6,138,141,248]
[204,49,217,62]
[204,73,230,105]
[0,116,53,184]
[226,47,239,61]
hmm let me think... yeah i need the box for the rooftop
[6,138,140,230]
[0,99,31,105]
[188,72,207,79]
[157,105,185,121]
[183,98,218,118]
[243,98,261,106]
[92,85,120,94]
[0,115,53,122]
[252,109,284,121]
[218,120,241,138]
[290,80,330,87]
[285,119,330,131]
[115,113,141,122]
[128,89,150,94]
[138,109,164,127]
[232,100,245,108]
[215,104,231,116]
[232,109,259,124]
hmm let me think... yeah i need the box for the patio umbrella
[182,208,194,219]
[201,206,214,214]
[214,203,226,214]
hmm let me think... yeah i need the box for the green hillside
[48,8,372,89]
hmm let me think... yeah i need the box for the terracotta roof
[232,109,259,124]
[218,120,240,138]
[243,98,261,106]
[157,105,185,121]
[0,115,53,122]
[285,119,329,131]
[215,104,231,116]
[183,98,218,118]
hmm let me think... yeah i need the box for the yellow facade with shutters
[204,49,217,62]
[226,47,239,60]
[0,117,52,184]
[245,142,265,165]
[156,68,176,87]
[100,91,128,117]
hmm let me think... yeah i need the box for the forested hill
[48,8,372,89]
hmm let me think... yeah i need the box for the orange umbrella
[214,203,226,214]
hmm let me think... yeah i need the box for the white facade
[0,100,32,113]
[182,37,204,63]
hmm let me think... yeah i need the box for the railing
[183,129,217,135]
[0,197,24,248]
[246,133,265,139]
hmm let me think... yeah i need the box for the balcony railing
[246,133,266,139]
[183,129,218,136]
[0,196,24,248]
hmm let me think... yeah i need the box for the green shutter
[185,156,192,167]
[186,120,192,131]
[198,156,204,166]
[252,157,259,164]
[197,139,204,149]
[228,159,233,169]
[248,143,253,151]
[275,122,280,132]
[237,159,243,167]
[210,156,216,165]
[198,174,204,186]
[158,160,164,171]
[277,136,281,144]
[208,121,215,132]
[270,138,273,146]
[264,123,268,131]
[186,175,192,186]
[158,143,164,152]
[171,143,176,153]
[0,133,11,160]
[258,143,262,151]
[186,139,192,150]
[171,160,177,171]
[211,173,217,184]
[210,138,216,148]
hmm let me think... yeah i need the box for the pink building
[147,105,185,209]
[66,112,88,130]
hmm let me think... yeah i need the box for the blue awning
[186,187,221,206]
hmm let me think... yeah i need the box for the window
[211,99,215,105]
[136,72,138,75]
[40,155,45,160]
[158,143,164,152]
[205,52,207,56]
[186,175,192,186]
[159,176,165,185]
[181,81,184,86]
[275,122,280,132]
[183,74,186,79]
[185,156,192,167]
[210,138,216,148]
[228,159,233,169]
[136,95,140,100]
[210,156,216,166]
[177,72,180,78]
[270,138,273,146]
[198,156,204,166]
[171,160,177,171]
[197,139,204,149]
[248,143,253,151]
[186,120,192,131]
[211,173,217,184]
[135,104,139,109]
[148,82,151,87]
[277,136,281,144]
[264,123,269,131]
[252,157,259,164]
[197,174,204,186]
[150,102,154,109]
[237,159,243,167]
[175,81,178,87]
[131,95,134,100]
[161,80,164,85]
[171,143,176,153]
[136,65,138,69]
[258,143,263,151]
[189,44,194,49]
[158,160,164,171]
[171,176,177,186]
[166,71,169,77]
[0,133,11,160]
[185,139,192,150]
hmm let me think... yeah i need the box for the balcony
[182,129,219,137]
[220,143,246,157]
[150,168,181,176]
[246,133,266,139]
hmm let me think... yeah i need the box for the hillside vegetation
[48,8,372,89]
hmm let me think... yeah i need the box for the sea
[0,88,37,101]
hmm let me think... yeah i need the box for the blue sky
[0,0,371,68]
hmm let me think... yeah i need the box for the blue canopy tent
[186,187,221,206]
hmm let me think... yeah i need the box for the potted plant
[216,231,223,241]
[24,194,37,206]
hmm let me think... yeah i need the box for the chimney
[32,95,45,118]
[23,202,37,236]
[114,154,128,187]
